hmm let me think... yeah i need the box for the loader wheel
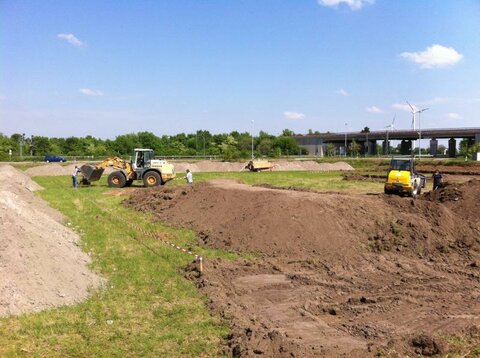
[411,183,419,198]
[143,171,162,187]
[108,171,126,188]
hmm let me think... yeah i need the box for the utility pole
[417,108,429,158]
[19,133,25,159]
[251,120,254,160]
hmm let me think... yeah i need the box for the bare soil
[0,165,104,317]
[124,179,480,357]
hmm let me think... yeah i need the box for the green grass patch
[186,170,384,193]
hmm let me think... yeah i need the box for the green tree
[274,136,302,156]
[0,133,14,160]
[219,135,240,161]
[113,133,141,155]
[281,129,295,137]
[137,131,160,151]
[459,139,480,158]
[31,136,51,155]
[257,138,273,156]
[326,143,336,157]
[348,139,361,157]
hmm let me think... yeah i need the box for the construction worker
[72,166,81,189]
[432,170,443,190]
[185,169,193,184]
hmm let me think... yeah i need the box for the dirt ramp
[0,165,104,317]
[124,180,372,260]
[125,179,479,260]
[125,180,480,357]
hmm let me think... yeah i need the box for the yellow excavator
[80,148,175,188]
[384,157,426,197]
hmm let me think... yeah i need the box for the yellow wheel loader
[384,157,426,197]
[80,148,175,188]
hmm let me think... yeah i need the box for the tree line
[0,129,307,161]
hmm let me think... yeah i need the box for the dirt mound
[125,179,480,356]
[26,163,71,176]
[26,160,353,177]
[421,180,480,223]
[1,165,43,191]
[0,165,104,317]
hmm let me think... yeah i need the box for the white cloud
[57,33,86,47]
[400,44,463,69]
[446,112,462,120]
[392,103,416,112]
[318,0,373,10]
[336,89,349,96]
[284,111,305,120]
[79,88,104,96]
[366,106,382,114]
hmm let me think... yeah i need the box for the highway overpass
[294,127,480,157]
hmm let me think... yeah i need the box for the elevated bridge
[294,127,480,157]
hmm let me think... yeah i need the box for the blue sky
[1,0,479,138]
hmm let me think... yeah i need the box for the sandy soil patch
[0,165,104,317]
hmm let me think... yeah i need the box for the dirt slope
[0,165,104,316]
[125,179,480,357]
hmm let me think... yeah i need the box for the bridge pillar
[382,140,390,155]
[448,138,456,157]
[400,140,412,155]
[476,133,480,144]
[429,139,438,157]
[362,140,375,156]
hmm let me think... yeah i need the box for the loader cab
[385,157,425,197]
[133,149,155,169]
[390,158,414,173]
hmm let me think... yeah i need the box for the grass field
[189,171,385,193]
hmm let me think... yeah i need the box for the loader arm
[80,156,135,183]
[95,157,134,176]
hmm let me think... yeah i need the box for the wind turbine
[384,114,396,155]
[417,107,429,158]
[406,101,429,157]
[406,101,417,130]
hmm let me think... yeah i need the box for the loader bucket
[80,164,104,182]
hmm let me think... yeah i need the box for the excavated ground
[124,179,480,357]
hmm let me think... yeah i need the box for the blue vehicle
[44,155,67,162]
